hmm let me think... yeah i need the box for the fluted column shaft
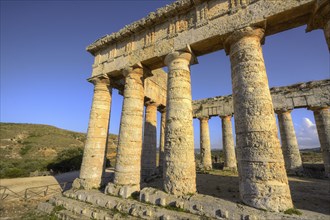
[163,51,196,195]
[158,109,166,174]
[78,77,112,189]
[312,107,330,177]
[220,115,237,170]
[225,27,292,212]
[114,67,145,190]
[276,110,303,174]
[199,117,212,170]
[141,103,158,178]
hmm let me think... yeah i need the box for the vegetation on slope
[0,123,117,178]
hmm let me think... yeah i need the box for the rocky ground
[1,169,329,219]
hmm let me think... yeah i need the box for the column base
[72,178,100,190]
[223,166,237,172]
[104,182,140,199]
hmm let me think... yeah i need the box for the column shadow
[288,176,330,215]
[141,121,157,183]
[196,171,240,203]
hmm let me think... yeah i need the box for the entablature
[192,79,330,118]
[88,0,316,78]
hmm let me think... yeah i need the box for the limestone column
[73,75,112,189]
[224,27,293,212]
[113,67,145,193]
[163,51,196,195]
[158,108,166,174]
[306,0,330,50]
[311,107,330,178]
[141,103,158,178]
[276,110,303,175]
[220,115,237,170]
[199,117,212,170]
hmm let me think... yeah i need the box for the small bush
[3,167,25,178]
[284,208,302,215]
[19,145,33,155]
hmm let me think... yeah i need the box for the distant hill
[300,147,321,152]
[194,147,323,164]
[0,123,118,178]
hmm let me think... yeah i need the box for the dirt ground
[0,172,80,219]
[1,169,329,219]
[147,169,330,218]
[196,170,330,216]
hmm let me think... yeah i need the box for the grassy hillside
[0,123,118,178]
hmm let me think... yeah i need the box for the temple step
[38,189,208,220]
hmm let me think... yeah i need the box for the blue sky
[1,0,329,149]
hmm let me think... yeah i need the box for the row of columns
[197,106,330,178]
[76,22,329,212]
[197,116,237,171]
[276,107,330,177]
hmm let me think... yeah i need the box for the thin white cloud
[296,117,319,149]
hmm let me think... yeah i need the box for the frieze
[109,48,116,62]
[196,1,209,28]
[144,29,155,48]
[124,40,134,56]
[87,0,317,76]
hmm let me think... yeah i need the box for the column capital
[145,100,158,107]
[224,26,265,55]
[87,74,110,86]
[219,115,232,120]
[308,106,329,112]
[164,50,197,72]
[306,0,330,32]
[122,66,144,77]
[275,108,293,115]
[198,116,210,122]
[158,106,166,114]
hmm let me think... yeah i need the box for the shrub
[19,145,33,155]
[284,208,302,215]
[3,167,25,178]
[47,148,83,173]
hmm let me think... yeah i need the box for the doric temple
[72,0,329,214]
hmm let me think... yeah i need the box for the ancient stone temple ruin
[39,0,329,219]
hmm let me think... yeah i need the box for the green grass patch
[53,205,65,212]
[22,210,53,220]
[164,204,186,212]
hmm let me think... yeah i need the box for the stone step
[55,209,90,220]
[38,201,90,220]
[38,187,312,220]
[62,189,212,219]
[48,195,135,220]
[138,187,309,220]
